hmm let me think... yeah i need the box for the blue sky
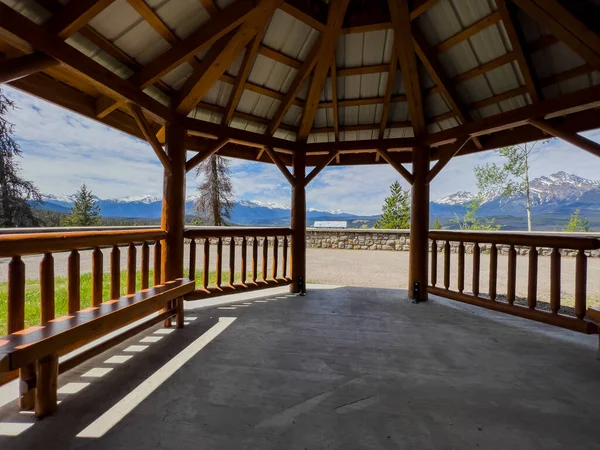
[4,86,600,215]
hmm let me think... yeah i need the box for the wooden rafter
[279,3,326,31]
[263,146,295,185]
[435,11,502,54]
[44,0,115,38]
[222,26,267,126]
[305,151,339,186]
[410,0,442,20]
[185,138,230,172]
[298,0,350,140]
[379,47,398,139]
[511,0,600,72]
[426,137,471,182]
[376,148,414,184]
[128,104,172,173]
[330,62,340,141]
[0,53,59,84]
[199,0,219,17]
[388,0,425,135]
[529,119,600,158]
[496,0,541,102]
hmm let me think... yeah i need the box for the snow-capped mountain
[436,191,475,205]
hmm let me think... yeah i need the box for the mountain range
[35,172,600,230]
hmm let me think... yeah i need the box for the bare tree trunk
[524,149,533,232]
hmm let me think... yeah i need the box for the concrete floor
[0,285,599,449]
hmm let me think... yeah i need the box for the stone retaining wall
[306,228,600,257]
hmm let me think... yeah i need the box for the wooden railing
[184,227,292,300]
[428,231,600,333]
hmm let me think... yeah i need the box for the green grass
[0,269,245,336]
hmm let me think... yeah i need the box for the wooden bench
[0,278,194,418]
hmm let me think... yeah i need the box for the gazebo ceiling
[1,0,600,166]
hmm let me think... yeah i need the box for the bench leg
[18,363,36,410]
[35,353,58,418]
[176,297,184,329]
[163,300,173,328]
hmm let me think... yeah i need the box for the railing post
[161,121,186,328]
[290,150,306,293]
[409,146,430,301]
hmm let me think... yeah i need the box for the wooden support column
[409,146,430,301]
[290,150,306,293]
[160,121,186,328]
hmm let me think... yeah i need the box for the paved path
[1,246,599,307]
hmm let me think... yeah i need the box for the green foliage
[432,217,442,229]
[375,181,410,229]
[62,184,101,226]
[563,209,591,232]
[450,198,501,231]
[33,208,65,227]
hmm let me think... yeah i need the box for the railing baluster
[153,240,162,285]
[430,239,437,287]
[489,243,497,301]
[189,238,196,281]
[262,237,268,281]
[575,249,587,319]
[472,243,480,296]
[528,246,538,309]
[110,244,120,299]
[282,236,288,279]
[141,242,150,290]
[252,237,258,283]
[216,237,222,287]
[550,248,561,314]
[40,253,55,323]
[92,247,103,306]
[241,237,247,284]
[203,238,209,289]
[457,241,465,293]
[443,240,450,290]
[127,243,136,294]
[272,236,278,280]
[507,245,516,305]
[68,250,80,313]
[229,237,235,286]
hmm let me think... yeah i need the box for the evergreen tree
[194,155,234,226]
[0,87,41,227]
[563,209,591,232]
[433,217,442,229]
[374,181,410,229]
[62,184,101,226]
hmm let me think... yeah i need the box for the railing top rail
[0,229,166,257]
[184,227,292,238]
[429,230,600,250]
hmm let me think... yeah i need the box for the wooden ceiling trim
[529,118,600,158]
[199,0,219,16]
[185,138,229,172]
[337,64,389,77]
[298,0,350,139]
[44,0,116,39]
[127,0,180,45]
[330,62,340,141]
[469,85,530,110]
[279,2,326,31]
[257,45,302,69]
[311,120,411,135]
[451,51,516,85]
[435,11,502,54]
[0,53,59,84]
[317,94,407,109]
[342,22,392,34]
[263,146,296,183]
[410,0,442,20]
[376,148,414,184]
[539,64,592,88]
[304,151,339,185]
[128,103,172,173]
[379,46,398,139]
[389,0,425,135]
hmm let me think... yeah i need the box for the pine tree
[374,181,410,229]
[62,184,101,226]
[0,87,41,227]
[433,218,442,229]
[563,209,591,232]
[194,155,234,226]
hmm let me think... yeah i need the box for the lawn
[0,269,240,336]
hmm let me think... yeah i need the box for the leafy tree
[0,87,41,227]
[194,155,234,226]
[375,181,410,229]
[34,208,66,227]
[450,197,501,231]
[62,184,101,226]
[474,141,548,232]
[563,209,591,232]
[432,217,442,230]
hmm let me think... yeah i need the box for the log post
[160,121,186,328]
[290,150,306,293]
[409,146,430,301]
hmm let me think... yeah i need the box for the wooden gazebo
[2,0,600,418]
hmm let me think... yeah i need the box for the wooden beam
[0,53,58,84]
[469,85,529,110]
[511,0,600,72]
[496,0,541,102]
[126,0,180,45]
[343,22,392,34]
[185,138,230,172]
[330,62,340,141]
[426,137,470,182]
[376,148,414,184]
[298,0,350,139]
[128,104,172,173]
[257,45,301,69]
[304,151,339,185]
[318,95,406,109]
[389,0,425,135]
[435,11,502,54]
[0,4,174,123]
[379,47,397,139]
[529,119,600,158]
[44,0,115,38]
[279,2,326,31]
[312,121,412,135]
[410,0,441,20]
[263,146,296,185]
[337,64,389,77]
[223,27,267,125]
[132,0,257,89]
[199,0,219,16]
